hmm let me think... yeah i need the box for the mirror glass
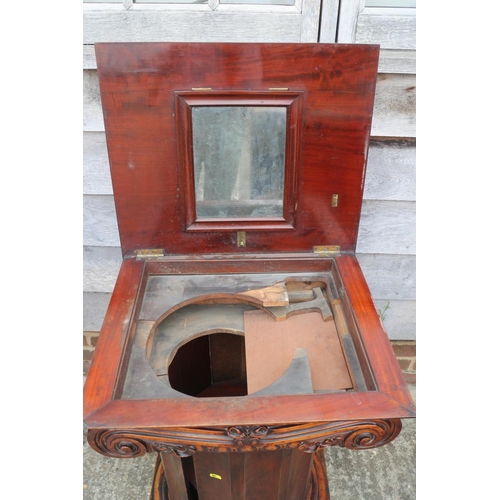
[192,106,286,218]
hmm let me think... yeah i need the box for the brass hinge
[135,249,165,259]
[313,245,341,256]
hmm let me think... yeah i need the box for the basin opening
[168,333,247,398]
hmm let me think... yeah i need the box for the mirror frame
[176,91,302,232]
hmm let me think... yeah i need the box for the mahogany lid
[95,43,379,257]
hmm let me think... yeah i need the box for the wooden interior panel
[209,333,246,385]
[168,336,211,397]
[244,310,352,394]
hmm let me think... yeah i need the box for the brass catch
[237,231,246,247]
[331,194,339,207]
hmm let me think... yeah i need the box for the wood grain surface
[244,310,352,394]
[94,42,379,256]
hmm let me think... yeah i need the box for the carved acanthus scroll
[87,419,401,458]
[297,419,402,453]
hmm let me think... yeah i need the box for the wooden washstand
[83,42,415,499]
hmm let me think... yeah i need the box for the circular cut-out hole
[168,333,247,398]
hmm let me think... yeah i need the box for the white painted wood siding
[82,0,416,340]
[335,2,416,74]
[83,2,321,44]
[319,0,416,339]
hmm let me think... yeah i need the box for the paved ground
[83,385,415,500]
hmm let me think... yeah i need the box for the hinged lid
[95,43,379,257]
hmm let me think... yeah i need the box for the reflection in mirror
[192,106,286,218]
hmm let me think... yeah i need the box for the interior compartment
[119,268,372,400]
[168,333,248,398]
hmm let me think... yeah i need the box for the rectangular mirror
[192,106,286,218]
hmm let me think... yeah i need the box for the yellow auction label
[209,473,222,480]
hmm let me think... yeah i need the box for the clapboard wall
[340,3,416,340]
[83,1,416,341]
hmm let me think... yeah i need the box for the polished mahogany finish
[85,43,414,500]
[150,450,331,500]
[95,42,379,257]
[84,255,415,429]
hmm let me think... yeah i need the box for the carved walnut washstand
[83,43,416,499]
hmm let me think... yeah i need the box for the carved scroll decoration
[87,419,401,458]
[297,419,402,453]
[227,425,270,446]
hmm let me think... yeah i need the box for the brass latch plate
[237,231,246,247]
